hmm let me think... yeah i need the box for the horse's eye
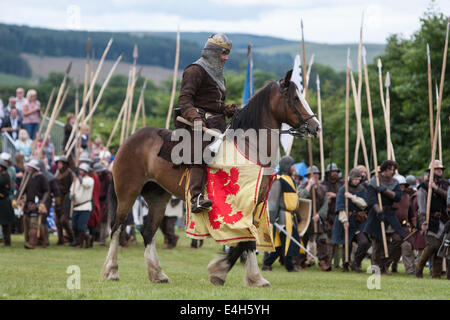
[294,96,300,102]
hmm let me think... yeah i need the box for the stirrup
[191,194,212,213]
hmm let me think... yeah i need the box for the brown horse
[101,69,321,287]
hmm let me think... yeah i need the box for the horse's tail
[108,178,119,236]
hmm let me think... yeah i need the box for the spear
[350,66,370,175]
[165,27,181,129]
[427,43,434,154]
[65,53,123,157]
[120,70,132,145]
[301,19,317,232]
[141,91,146,128]
[435,83,442,162]
[107,68,141,149]
[65,38,114,150]
[126,44,139,138]
[306,54,315,88]
[377,58,390,159]
[33,87,55,149]
[344,48,350,263]
[385,71,395,162]
[131,79,148,134]
[363,46,389,258]
[354,12,364,166]
[316,75,325,181]
[426,19,449,226]
[82,39,91,121]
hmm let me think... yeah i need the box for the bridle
[275,81,317,138]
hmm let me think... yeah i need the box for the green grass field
[0,231,448,300]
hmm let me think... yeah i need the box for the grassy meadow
[0,231,448,300]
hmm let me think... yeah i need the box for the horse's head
[275,68,321,138]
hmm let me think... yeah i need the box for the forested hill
[0,23,384,79]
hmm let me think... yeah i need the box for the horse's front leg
[243,242,270,287]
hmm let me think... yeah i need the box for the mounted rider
[177,33,238,213]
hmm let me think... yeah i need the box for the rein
[275,81,316,137]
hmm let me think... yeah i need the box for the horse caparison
[101,69,320,287]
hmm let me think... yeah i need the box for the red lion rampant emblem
[206,167,243,230]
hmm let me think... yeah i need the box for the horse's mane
[230,81,276,130]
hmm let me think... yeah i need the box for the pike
[65,53,123,158]
[126,44,139,138]
[426,19,449,226]
[316,75,325,181]
[363,46,389,258]
[385,72,396,162]
[354,12,364,166]
[131,79,148,134]
[306,53,315,88]
[426,43,434,154]
[301,18,317,233]
[107,68,141,149]
[274,222,317,260]
[350,66,370,177]
[65,38,114,150]
[165,27,181,130]
[377,58,391,160]
[344,48,350,263]
[120,70,133,145]
[435,83,442,162]
[33,87,55,145]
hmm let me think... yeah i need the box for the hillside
[0,23,385,82]
[148,31,385,71]
[21,53,181,85]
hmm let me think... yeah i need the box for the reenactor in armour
[321,163,344,269]
[177,33,238,213]
[55,156,75,245]
[21,159,50,249]
[416,160,449,279]
[262,156,302,272]
[391,175,418,274]
[331,168,370,273]
[298,165,330,271]
[364,160,405,274]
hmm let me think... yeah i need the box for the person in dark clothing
[20,159,50,249]
[364,160,405,274]
[177,33,237,213]
[332,168,370,273]
[54,156,75,245]
[321,163,344,269]
[0,159,15,246]
[415,160,449,279]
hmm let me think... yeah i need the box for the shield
[295,198,311,236]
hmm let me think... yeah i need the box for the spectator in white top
[70,162,94,248]
[15,88,28,117]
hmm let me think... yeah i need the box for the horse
[101,69,321,287]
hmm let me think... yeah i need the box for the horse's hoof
[210,276,225,286]
[107,275,120,281]
[153,278,170,284]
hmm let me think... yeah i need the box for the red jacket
[88,172,101,227]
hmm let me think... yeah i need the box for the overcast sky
[1,0,448,44]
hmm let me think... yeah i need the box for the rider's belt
[195,107,217,120]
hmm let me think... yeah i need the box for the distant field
[0,231,447,300]
[0,72,32,86]
[22,53,181,85]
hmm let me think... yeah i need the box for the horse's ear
[281,69,293,88]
